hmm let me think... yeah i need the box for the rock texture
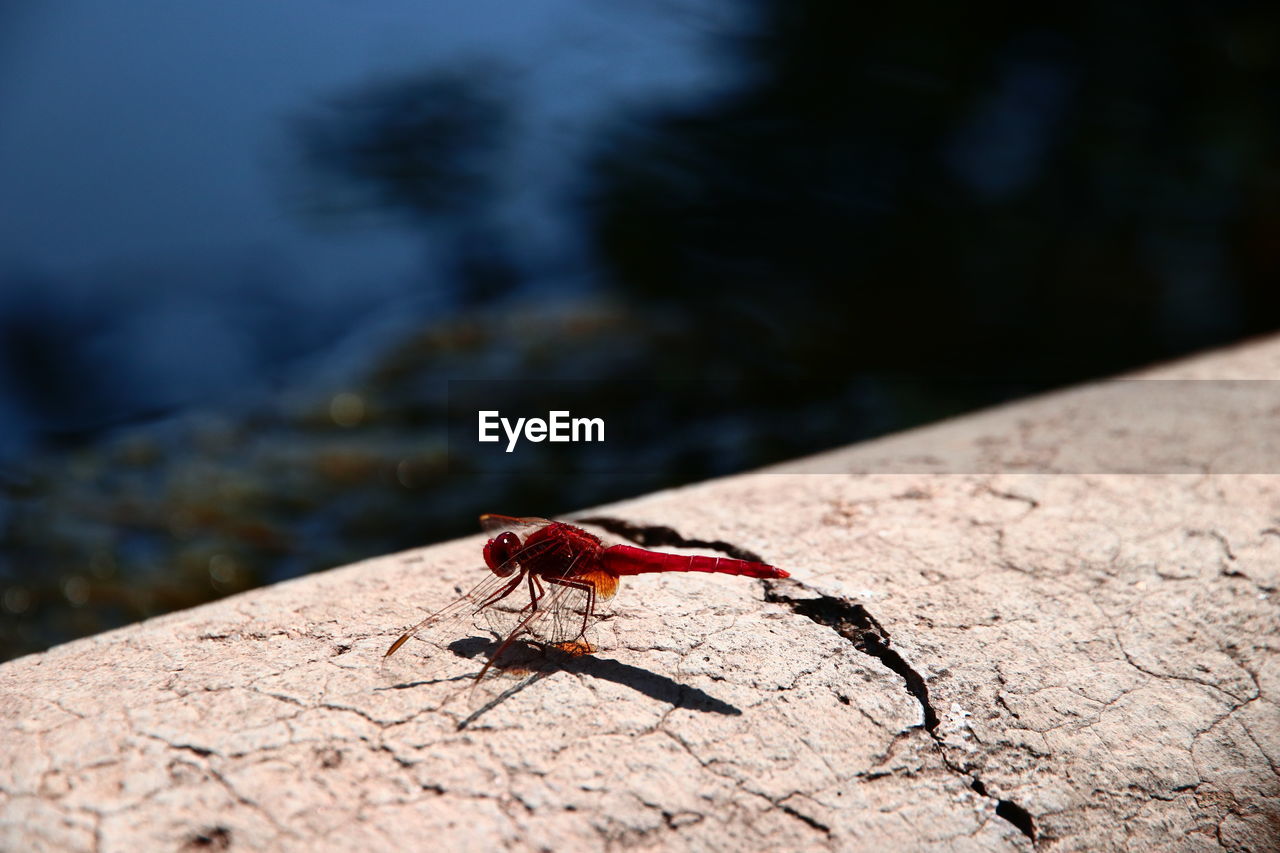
[3,338,1280,852]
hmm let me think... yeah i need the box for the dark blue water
[0,0,738,455]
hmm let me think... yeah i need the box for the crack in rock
[970,779,1037,841]
[776,799,832,836]
[582,515,1038,845]
[761,583,1036,844]
[183,826,232,850]
[760,586,940,732]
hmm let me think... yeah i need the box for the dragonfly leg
[582,584,595,640]
[545,576,596,641]
[474,601,550,682]
[476,570,526,610]
[519,572,546,616]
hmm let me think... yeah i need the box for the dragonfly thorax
[519,522,605,578]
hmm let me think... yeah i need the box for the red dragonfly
[385,514,789,679]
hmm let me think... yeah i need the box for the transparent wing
[483,514,628,550]
[381,568,517,677]
[479,570,596,647]
[478,513,553,537]
[382,536,566,676]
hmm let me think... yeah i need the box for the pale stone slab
[3,337,1279,851]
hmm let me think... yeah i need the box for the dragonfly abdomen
[602,545,789,579]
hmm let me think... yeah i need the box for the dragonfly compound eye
[483,531,522,576]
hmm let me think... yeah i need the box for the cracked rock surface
[3,339,1280,851]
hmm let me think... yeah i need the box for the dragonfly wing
[479,514,554,536]
[387,533,565,654]
[384,569,520,664]
[478,574,590,649]
[478,571,580,643]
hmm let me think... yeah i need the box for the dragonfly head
[483,531,522,577]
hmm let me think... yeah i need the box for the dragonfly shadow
[450,636,742,717]
[562,654,742,716]
[376,671,477,691]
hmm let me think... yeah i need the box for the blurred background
[2,0,1278,660]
